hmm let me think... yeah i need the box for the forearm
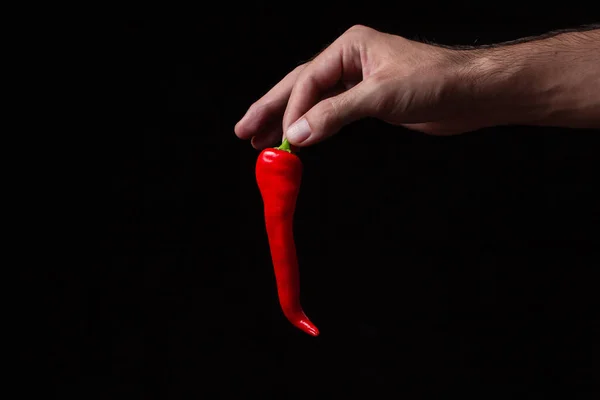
[463,27,600,129]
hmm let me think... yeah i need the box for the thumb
[285,81,378,147]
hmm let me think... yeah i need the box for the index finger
[235,64,306,140]
[282,28,365,134]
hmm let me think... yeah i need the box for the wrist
[454,30,600,129]
[453,46,553,127]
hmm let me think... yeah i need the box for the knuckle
[324,97,340,119]
[288,64,306,78]
[247,101,262,116]
[341,25,377,53]
[295,72,316,94]
[245,103,258,120]
[294,63,307,73]
[318,96,345,129]
[248,101,271,122]
[346,24,367,34]
[345,24,375,38]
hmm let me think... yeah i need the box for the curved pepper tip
[296,319,320,337]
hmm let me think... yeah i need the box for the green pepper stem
[276,138,292,153]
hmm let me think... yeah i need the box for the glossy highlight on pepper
[255,139,319,337]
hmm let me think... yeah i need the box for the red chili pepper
[256,139,319,337]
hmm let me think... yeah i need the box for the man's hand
[235,25,600,149]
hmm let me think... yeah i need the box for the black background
[54,5,599,398]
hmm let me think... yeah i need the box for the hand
[234,25,489,149]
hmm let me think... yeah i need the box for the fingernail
[286,118,311,144]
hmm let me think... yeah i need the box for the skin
[235,25,600,149]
